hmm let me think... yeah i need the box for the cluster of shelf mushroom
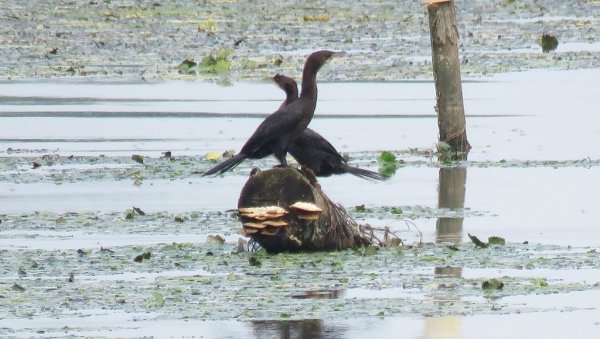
[239,202,323,237]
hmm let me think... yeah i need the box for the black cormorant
[273,74,384,181]
[203,50,343,176]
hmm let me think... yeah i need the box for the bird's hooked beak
[330,51,347,60]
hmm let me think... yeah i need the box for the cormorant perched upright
[273,74,385,181]
[203,50,343,176]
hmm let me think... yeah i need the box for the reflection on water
[292,289,344,299]
[424,316,462,339]
[249,316,460,339]
[252,319,346,339]
[250,317,462,339]
[436,167,467,243]
[434,266,463,278]
[432,166,466,339]
[4,307,597,338]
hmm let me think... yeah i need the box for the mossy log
[238,167,372,253]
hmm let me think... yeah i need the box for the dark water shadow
[251,319,347,339]
[292,289,344,300]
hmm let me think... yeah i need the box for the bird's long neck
[284,83,298,105]
[300,59,319,99]
[277,80,298,110]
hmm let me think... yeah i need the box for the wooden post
[424,0,471,155]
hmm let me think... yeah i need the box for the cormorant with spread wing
[273,74,385,181]
[203,50,344,176]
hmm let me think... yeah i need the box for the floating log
[238,167,372,253]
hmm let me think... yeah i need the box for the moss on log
[238,167,372,253]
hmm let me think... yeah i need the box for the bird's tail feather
[203,153,246,176]
[344,164,386,181]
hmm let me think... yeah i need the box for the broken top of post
[423,0,471,156]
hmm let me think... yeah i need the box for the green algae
[1,0,599,81]
[1,230,599,321]
[2,153,598,185]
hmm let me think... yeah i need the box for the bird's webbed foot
[273,155,288,168]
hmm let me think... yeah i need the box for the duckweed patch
[1,0,599,80]
[1,154,598,185]
[0,226,599,321]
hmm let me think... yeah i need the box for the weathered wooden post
[423,0,471,156]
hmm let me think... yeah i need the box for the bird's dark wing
[290,128,385,180]
[288,128,345,175]
[240,103,304,154]
[294,128,345,163]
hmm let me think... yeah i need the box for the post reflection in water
[436,166,468,243]
[424,316,462,339]
[424,165,468,339]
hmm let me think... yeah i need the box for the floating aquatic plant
[200,48,233,75]
[540,33,559,53]
[177,59,197,75]
[378,151,398,178]
[198,18,217,34]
